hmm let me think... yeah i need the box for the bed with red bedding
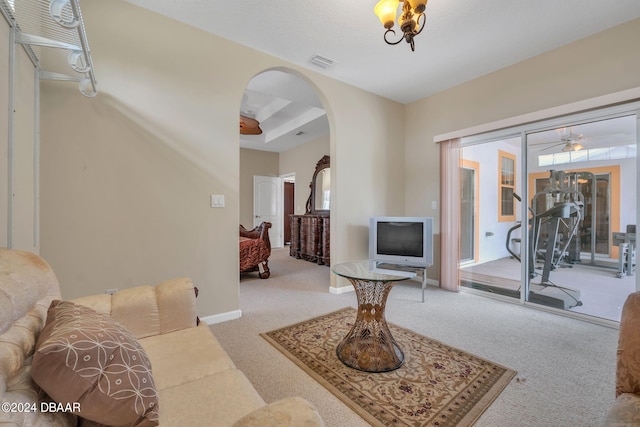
[239,222,272,279]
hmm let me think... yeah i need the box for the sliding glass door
[460,137,522,301]
[459,104,639,322]
[460,163,477,263]
[524,114,637,320]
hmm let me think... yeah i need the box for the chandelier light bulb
[374,0,400,29]
[374,0,429,51]
[407,0,427,13]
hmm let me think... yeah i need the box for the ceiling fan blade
[239,115,262,135]
[538,142,564,152]
[240,127,262,135]
[529,138,567,147]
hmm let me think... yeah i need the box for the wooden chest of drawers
[290,214,330,265]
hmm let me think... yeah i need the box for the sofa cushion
[617,291,640,397]
[31,300,159,427]
[0,249,74,427]
[231,397,325,427]
[72,278,198,340]
[159,369,265,427]
[139,324,236,390]
[603,393,640,426]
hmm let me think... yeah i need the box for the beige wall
[279,135,330,216]
[31,3,639,310]
[239,148,279,228]
[13,44,36,252]
[38,0,405,316]
[404,18,640,281]
[0,14,38,253]
[328,90,406,272]
[0,18,8,247]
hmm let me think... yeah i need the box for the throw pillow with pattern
[32,300,159,427]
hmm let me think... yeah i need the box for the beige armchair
[603,291,640,426]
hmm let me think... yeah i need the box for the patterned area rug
[261,307,516,427]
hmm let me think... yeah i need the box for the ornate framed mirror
[306,155,330,215]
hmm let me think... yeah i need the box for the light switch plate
[211,194,225,208]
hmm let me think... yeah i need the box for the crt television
[369,217,433,267]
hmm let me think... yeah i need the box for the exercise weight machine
[506,170,583,309]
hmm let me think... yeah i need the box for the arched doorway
[238,68,332,275]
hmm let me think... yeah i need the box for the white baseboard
[426,278,439,287]
[329,286,354,295]
[200,309,242,325]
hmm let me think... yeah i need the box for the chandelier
[374,0,428,51]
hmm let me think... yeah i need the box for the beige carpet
[210,248,619,426]
[262,307,516,427]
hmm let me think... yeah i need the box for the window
[537,144,637,166]
[498,150,516,222]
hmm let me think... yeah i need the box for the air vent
[309,54,336,69]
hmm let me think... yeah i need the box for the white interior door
[253,175,283,248]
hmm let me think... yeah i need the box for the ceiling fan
[239,115,262,135]
[538,127,585,152]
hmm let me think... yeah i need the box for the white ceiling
[123,0,640,152]
[239,70,330,153]
[528,115,637,153]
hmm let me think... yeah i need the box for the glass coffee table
[331,261,416,372]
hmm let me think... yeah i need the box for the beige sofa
[0,248,324,427]
[603,291,640,426]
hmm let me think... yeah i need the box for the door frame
[460,159,480,264]
[281,173,295,245]
[253,175,284,248]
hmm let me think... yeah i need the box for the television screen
[377,222,424,258]
[369,217,433,267]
